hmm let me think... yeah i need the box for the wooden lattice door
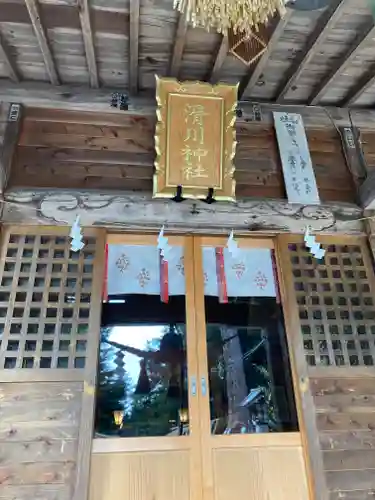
[277,234,375,500]
[0,226,105,500]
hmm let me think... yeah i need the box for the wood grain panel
[89,451,190,500]
[0,380,82,496]
[212,446,309,500]
[0,484,72,500]
[9,112,356,203]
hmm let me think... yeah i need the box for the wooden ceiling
[1,0,375,107]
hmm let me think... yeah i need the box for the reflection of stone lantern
[113,409,124,429]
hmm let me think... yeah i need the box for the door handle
[191,376,197,396]
[201,377,207,397]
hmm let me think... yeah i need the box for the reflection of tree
[95,327,129,435]
[97,325,188,437]
[123,387,181,437]
[208,325,278,434]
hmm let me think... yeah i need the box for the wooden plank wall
[311,373,375,500]
[8,107,356,203]
[0,381,82,500]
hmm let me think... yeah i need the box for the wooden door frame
[90,232,203,500]
[192,234,312,500]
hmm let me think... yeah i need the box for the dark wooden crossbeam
[208,35,228,83]
[0,33,19,82]
[169,12,188,78]
[129,0,140,95]
[25,0,60,85]
[275,0,345,103]
[309,22,375,105]
[238,10,292,100]
[78,0,99,88]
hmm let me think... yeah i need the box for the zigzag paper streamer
[304,226,325,260]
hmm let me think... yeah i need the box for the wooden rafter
[309,22,375,105]
[275,0,345,103]
[129,0,140,95]
[342,65,375,106]
[169,12,188,78]
[25,0,60,85]
[0,33,19,82]
[237,10,292,100]
[208,36,228,83]
[77,0,99,88]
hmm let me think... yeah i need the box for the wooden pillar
[0,102,22,195]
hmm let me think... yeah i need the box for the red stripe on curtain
[271,249,281,304]
[215,247,228,303]
[159,250,169,303]
[103,243,109,302]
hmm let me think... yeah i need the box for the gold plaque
[153,77,237,201]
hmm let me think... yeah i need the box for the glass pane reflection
[96,321,189,437]
[95,243,188,438]
[205,297,298,435]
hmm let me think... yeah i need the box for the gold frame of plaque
[153,76,237,201]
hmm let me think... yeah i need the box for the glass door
[93,235,202,500]
[192,237,309,500]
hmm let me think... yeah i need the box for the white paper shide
[273,112,320,205]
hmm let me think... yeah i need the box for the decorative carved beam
[275,0,345,103]
[25,0,60,85]
[208,35,228,83]
[129,0,140,95]
[0,104,22,194]
[342,66,375,106]
[0,33,19,82]
[77,0,99,88]
[309,23,375,105]
[238,10,292,100]
[3,190,364,235]
[169,12,188,78]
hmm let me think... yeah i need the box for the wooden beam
[309,23,375,105]
[208,35,228,83]
[77,0,99,88]
[238,10,293,100]
[342,65,375,106]
[275,0,345,103]
[5,81,375,129]
[338,126,367,190]
[169,12,188,78]
[0,103,23,194]
[129,0,140,95]
[0,33,19,82]
[3,189,363,235]
[25,0,60,85]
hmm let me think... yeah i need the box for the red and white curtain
[106,245,277,299]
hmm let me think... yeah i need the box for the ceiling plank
[342,65,375,106]
[208,35,228,83]
[25,0,60,85]
[309,22,375,105]
[169,12,188,78]
[77,0,99,88]
[129,0,140,95]
[0,33,19,82]
[238,10,293,100]
[275,0,345,103]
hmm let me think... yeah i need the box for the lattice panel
[0,228,102,370]
[288,241,375,367]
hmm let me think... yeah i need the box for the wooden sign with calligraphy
[153,77,237,201]
[273,112,320,205]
